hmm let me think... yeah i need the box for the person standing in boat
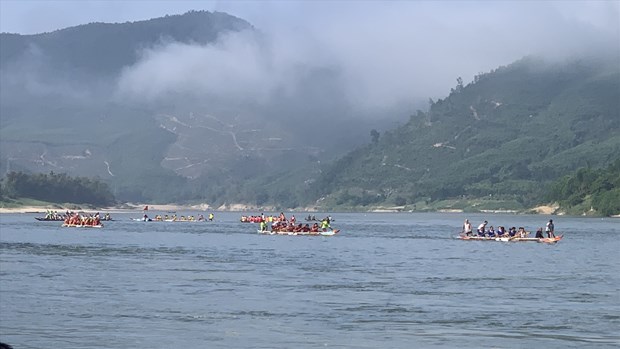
[545,219,555,238]
[463,219,473,236]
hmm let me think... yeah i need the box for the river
[1,212,618,348]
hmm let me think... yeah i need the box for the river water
[0,212,618,348]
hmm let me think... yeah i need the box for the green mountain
[0,11,255,202]
[1,11,395,203]
[546,160,620,216]
[0,10,252,74]
[2,12,617,211]
[300,56,620,212]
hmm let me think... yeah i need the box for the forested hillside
[546,160,620,216]
[0,10,251,73]
[0,171,115,206]
[2,12,617,211]
[297,56,619,213]
[0,11,253,202]
[0,11,398,203]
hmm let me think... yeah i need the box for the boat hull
[62,224,103,228]
[458,234,563,243]
[258,229,340,236]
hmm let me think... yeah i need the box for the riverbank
[0,202,280,214]
[1,202,617,217]
[0,204,197,214]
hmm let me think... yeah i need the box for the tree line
[546,160,620,216]
[0,171,116,206]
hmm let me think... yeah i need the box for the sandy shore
[529,205,560,215]
[2,203,617,216]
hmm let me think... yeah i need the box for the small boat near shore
[258,229,340,236]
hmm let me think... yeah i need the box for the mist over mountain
[1,8,618,209]
[0,11,406,202]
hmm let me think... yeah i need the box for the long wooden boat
[458,234,563,243]
[258,229,340,236]
[130,218,207,222]
[131,217,152,221]
[38,217,113,221]
[61,224,104,228]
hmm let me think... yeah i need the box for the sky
[1,0,619,110]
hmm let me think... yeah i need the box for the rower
[320,218,331,230]
[535,228,544,238]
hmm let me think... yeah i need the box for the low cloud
[116,1,619,115]
[117,31,277,104]
[5,1,616,118]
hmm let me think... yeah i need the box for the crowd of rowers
[462,219,556,238]
[64,212,104,226]
[241,213,330,223]
[45,210,111,221]
[144,213,214,221]
[252,212,333,233]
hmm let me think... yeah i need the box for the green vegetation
[0,10,251,74]
[546,160,620,216]
[298,56,619,214]
[1,171,116,206]
[1,11,618,213]
[0,11,253,204]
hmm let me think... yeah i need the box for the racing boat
[61,223,103,228]
[458,234,563,243]
[130,217,152,221]
[35,217,65,221]
[257,229,340,236]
